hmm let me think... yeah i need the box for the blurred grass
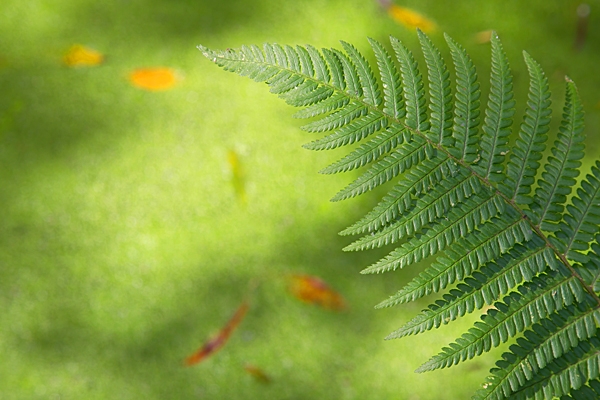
[1,0,599,399]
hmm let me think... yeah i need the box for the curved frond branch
[417,271,587,372]
[477,303,599,400]
[377,236,552,309]
[345,170,482,251]
[390,36,429,132]
[368,38,405,119]
[444,33,481,163]
[500,51,551,204]
[474,31,515,183]
[360,197,528,275]
[340,41,381,107]
[331,135,428,203]
[509,335,600,399]
[339,153,452,233]
[530,78,586,230]
[320,126,407,174]
[551,161,600,265]
[417,29,453,146]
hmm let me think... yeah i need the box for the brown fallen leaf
[129,68,178,91]
[63,45,104,67]
[244,364,271,383]
[288,274,347,311]
[184,301,250,366]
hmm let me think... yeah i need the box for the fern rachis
[199,30,600,399]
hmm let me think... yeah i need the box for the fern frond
[499,51,551,204]
[473,32,515,182]
[344,170,481,249]
[359,197,527,274]
[390,36,429,131]
[551,161,600,264]
[200,31,600,399]
[340,41,381,107]
[300,102,366,133]
[331,48,362,97]
[335,151,453,234]
[417,269,587,372]
[509,335,600,399]
[347,184,488,252]
[377,236,553,308]
[331,135,429,204]
[368,38,405,119]
[445,33,480,163]
[417,29,453,146]
[476,302,599,399]
[302,111,387,150]
[530,78,586,230]
[319,126,406,174]
[292,93,349,119]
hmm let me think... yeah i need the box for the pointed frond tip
[199,31,599,400]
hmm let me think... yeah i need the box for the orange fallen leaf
[387,5,437,33]
[227,150,247,203]
[244,364,271,383]
[288,274,347,311]
[63,45,104,67]
[129,68,178,91]
[184,301,250,366]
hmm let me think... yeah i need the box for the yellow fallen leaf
[63,45,104,67]
[474,30,494,44]
[227,149,247,204]
[129,68,178,91]
[387,5,437,33]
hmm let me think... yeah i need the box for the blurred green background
[1,0,599,399]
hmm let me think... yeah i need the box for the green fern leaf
[509,335,600,399]
[368,38,405,119]
[344,171,482,250]
[334,151,452,231]
[529,78,586,231]
[445,33,480,163]
[473,32,515,183]
[340,41,381,107]
[417,270,587,372]
[476,302,599,399]
[551,161,600,264]
[417,29,453,146]
[199,31,600,399]
[377,236,553,308]
[499,51,551,204]
[319,126,406,174]
[390,36,429,131]
[331,136,430,203]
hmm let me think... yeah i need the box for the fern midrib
[210,50,600,308]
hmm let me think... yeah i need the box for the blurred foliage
[0,0,599,399]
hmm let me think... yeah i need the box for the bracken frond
[199,29,600,399]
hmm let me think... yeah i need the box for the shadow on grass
[3,210,424,398]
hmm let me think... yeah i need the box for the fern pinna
[199,30,600,399]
